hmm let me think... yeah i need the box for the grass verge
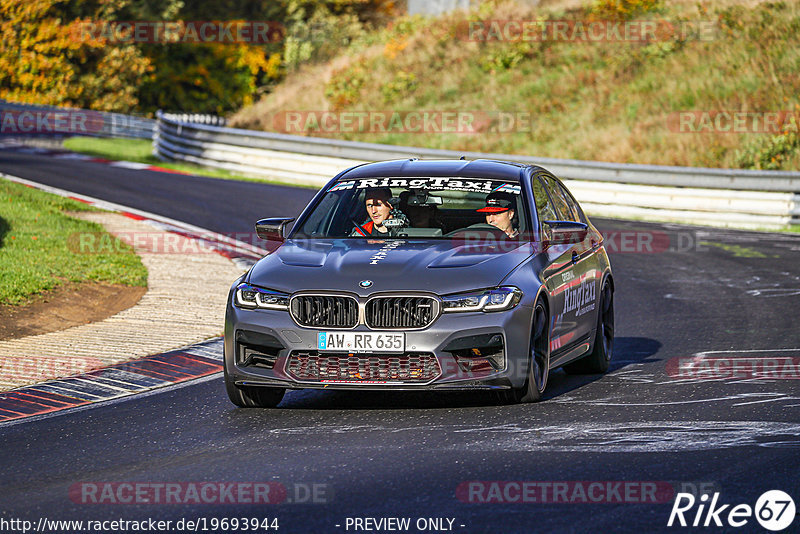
[61,137,318,189]
[0,178,147,305]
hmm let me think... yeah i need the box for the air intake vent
[365,296,438,329]
[290,295,358,328]
[286,352,441,383]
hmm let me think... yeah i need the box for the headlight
[234,283,289,310]
[441,286,522,313]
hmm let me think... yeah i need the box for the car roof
[338,159,530,181]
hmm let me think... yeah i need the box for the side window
[556,181,585,223]
[543,175,577,222]
[301,192,340,236]
[532,176,558,223]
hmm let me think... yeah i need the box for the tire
[496,300,550,404]
[224,365,285,408]
[564,279,614,375]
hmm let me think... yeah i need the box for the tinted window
[556,181,585,223]
[532,176,558,223]
[543,175,577,222]
[292,177,528,239]
[301,191,341,236]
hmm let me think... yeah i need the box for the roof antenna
[459,155,466,160]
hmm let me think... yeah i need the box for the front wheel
[564,279,614,375]
[224,365,285,408]
[497,300,550,404]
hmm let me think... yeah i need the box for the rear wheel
[497,300,549,404]
[224,365,285,408]
[564,279,614,374]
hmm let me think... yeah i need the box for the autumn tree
[0,0,151,112]
[1,0,399,114]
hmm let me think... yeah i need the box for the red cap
[477,194,514,213]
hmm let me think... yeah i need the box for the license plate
[317,332,405,353]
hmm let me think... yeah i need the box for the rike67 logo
[668,490,795,531]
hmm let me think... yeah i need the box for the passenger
[353,187,395,236]
[399,190,445,230]
[477,191,519,238]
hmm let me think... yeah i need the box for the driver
[353,187,395,236]
[476,191,519,237]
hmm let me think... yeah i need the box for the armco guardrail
[0,100,155,139]
[154,111,800,229]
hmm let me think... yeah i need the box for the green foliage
[218,0,800,171]
[137,42,278,114]
[325,64,367,109]
[0,0,151,112]
[283,2,367,71]
[380,71,417,103]
[590,0,664,20]
[177,0,281,22]
[3,0,395,115]
[145,0,392,111]
[736,119,800,170]
[480,42,534,72]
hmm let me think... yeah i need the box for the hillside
[229,0,800,170]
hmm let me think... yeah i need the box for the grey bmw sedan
[224,158,613,407]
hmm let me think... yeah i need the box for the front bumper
[224,298,534,391]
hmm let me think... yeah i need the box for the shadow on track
[276,388,499,410]
[258,336,662,410]
[543,336,662,401]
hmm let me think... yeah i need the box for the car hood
[247,238,534,296]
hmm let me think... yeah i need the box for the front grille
[286,352,441,383]
[290,295,358,328]
[365,296,437,329]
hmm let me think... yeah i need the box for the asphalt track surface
[2,150,800,533]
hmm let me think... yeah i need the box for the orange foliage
[0,0,150,112]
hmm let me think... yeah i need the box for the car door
[532,173,579,355]
[542,174,601,354]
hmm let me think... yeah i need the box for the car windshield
[293,177,528,239]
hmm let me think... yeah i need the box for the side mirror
[542,220,588,245]
[255,217,295,242]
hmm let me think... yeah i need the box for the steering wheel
[444,223,507,237]
[466,223,506,231]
